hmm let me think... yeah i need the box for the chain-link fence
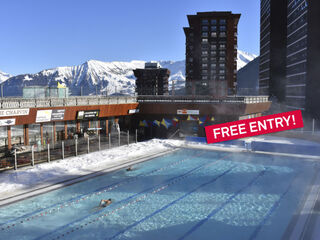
[0,130,138,172]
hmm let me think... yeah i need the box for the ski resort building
[133,62,170,96]
[184,11,240,97]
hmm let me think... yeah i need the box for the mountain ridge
[1,50,256,96]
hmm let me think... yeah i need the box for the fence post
[109,133,111,149]
[14,149,17,170]
[31,145,34,166]
[47,144,50,163]
[75,138,78,156]
[127,130,129,145]
[135,129,137,143]
[87,137,90,153]
[62,141,64,159]
[98,134,101,151]
[118,131,120,146]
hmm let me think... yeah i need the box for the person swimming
[126,166,133,171]
[99,198,112,208]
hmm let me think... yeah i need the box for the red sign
[205,110,304,144]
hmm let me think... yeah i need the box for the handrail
[0,96,138,109]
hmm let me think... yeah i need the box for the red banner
[205,110,304,144]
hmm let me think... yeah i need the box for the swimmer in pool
[99,199,112,208]
[126,166,133,171]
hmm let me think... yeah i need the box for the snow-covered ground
[0,137,319,203]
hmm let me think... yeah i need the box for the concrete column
[24,124,29,146]
[105,120,109,135]
[64,121,68,140]
[40,123,44,145]
[76,121,80,134]
[7,126,12,150]
[53,122,56,143]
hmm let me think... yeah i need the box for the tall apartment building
[184,11,240,97]
[259,0,320,119]
[259,0,287,102]
[133,62,170,96]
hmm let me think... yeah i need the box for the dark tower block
[184,11,240,97]
[134,62,170,96]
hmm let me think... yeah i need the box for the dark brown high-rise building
[134,62,170,96]
[259,0,320,119]
[184,11,240,97]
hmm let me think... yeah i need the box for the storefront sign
[77,110,100,120]
[177,109,200,115]
[128,109,139,114]
[51,109,65,121]
[0,119,16,126]
[0,108,29,117]
[36,110,52,123]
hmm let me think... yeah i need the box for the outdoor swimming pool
[0,148,319,240]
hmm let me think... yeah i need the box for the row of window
[201,50,226,55]
[202,25,226,31]
[202,32,226,38]
[201,63,226,69]
[201,75,226,80]
[201,43,226,50]
[202,19,226,25]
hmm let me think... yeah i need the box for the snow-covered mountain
[1,50,255,96]
[237,50,257,70]
[0,70,12,83]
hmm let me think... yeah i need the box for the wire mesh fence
[0,130,138,172]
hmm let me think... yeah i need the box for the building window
[219,63,225,68]
[211,26,217,31]
[219,57,226,62]
[202,57,208,62]
[220,19,226,25]
[189,45,194,50]
[202,26,208,31]
[220,26,226,31]
[188,57,193,62]
[210,44,217,50]
[210,63,216,68]
[219,32,226,38]
[220,51,226,56]
[219,44,226,49]
[211,51,217,56]
[201,81,208,86]
[189,33,194,37]
[202,19,209,25]
[219,75,225,80]
[202,51,208,55]
[202,38,208,43]
[211,70,216,74]
[202,76,208,80]
[211,19,217,25]
[219,69,225,74]
[211,32,217,38]
[202,70,208,74]
[202,32,208,37]
[202,63,208,68]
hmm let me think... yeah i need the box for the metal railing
[0,96,138,109]
[137,95,270,104]
[0,130,138,171]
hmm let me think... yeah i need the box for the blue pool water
[0,149,318,240]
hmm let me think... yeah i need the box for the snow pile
[0,139,182,197]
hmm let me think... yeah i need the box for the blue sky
[0,0,260,75]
